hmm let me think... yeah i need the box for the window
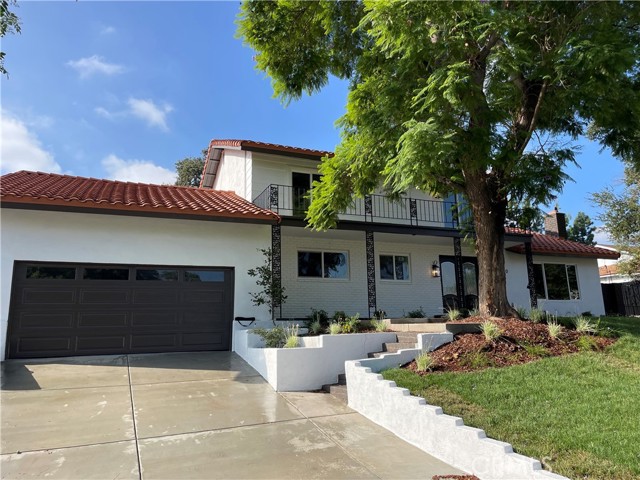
[533,263,580,300]
[83,268,129,280]
[136,269,178,281]
[379,255,410,281]
[26,266,76,280]
[184,270,225,282]
[292,172,321,215]
[298,251,348,279]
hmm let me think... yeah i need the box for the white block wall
[0,208,271,360]
[213,149,252,199]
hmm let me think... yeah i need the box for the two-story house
[0,139,618,360]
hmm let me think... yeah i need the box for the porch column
[365,230,377,317]
[271,224,282,319]
[453,237,464,309]
[525,241,538,309]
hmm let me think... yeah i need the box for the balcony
[252,184,470,230]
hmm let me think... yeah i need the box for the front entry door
[439,256,479,311]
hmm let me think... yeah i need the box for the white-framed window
[533,263,580,300]
[298,251,349,279]
[379,254,410,281]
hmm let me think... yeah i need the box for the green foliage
[0,0,21,76]
[370,318,388,332]
[304,308,330,332]
[308,319,323,336]
[515,306,528,319]
[445,308,462,322]
[521,343,551,358]
[175,156,206,187]
[406,307,426,318]
[459,351,493,369]
[573,316,596,334]
[373,309,387,320]
[547,321,563,340]
[341,313,360,333]
[247,248,287,322]
[591,167,640,277]
[480,321,503,342]
[415,352,434,372]
[328,322,342,335]
[576,335,599,352]
[284,324,300,348]
[529,308,546,324]
[252,327,287,348]
[239,1,640,316]
[332,310,347,322]
[567,212,596,246]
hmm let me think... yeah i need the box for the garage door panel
[133,289,180,305]
[79,289,130,304]
[21,289,76,305]
[76,335,127,351]
[8,263,233,358]
[15,313,74,329]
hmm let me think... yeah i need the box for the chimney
[544,207,567,239]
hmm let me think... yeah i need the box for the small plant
[547,321,564,340]
[415,352,434,372]
[581,311,593,317]
[406,307,426,318]
[247,248,287,324]
[252,327,287,348]
[521,343,550,357]
[373,309,387,321]
[515,306,528,319]
[445,308,462,321]
[328,322,342,335]
[308,319,323,335]
[480,320,503,342]
[529,308,546,323]
[370,318,388,332]
[341,313,361,333]
[576,335,598,351]
[460,351,493,369]
[332,310,347,322]
[304,308,329,333]
[468,308,481,318]
[573,315,596,334]
[283,324,300,348]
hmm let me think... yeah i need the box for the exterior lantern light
[431,261,441,278]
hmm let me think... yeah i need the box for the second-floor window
[379,255,410,281]
[298,251,349,279]
[292,172,321,215]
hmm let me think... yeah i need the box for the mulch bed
[432,475,480,480]
[405,316,615,374]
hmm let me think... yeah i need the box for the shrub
[283,324,300,348]
[522,343,550,357]
[308,319,323,335]
[529,308,546,323]
[304,308,329,332]
[415,352,434,372]
[252,327,287,348]
[370,318,388,332]
[581,311,593,317]
[515,305,528,319]
[547,321,564,340]
[406,307,426,318]
[480,320,503,342]
[341,313,360,333]
[373,309,387,320]
[460,351,493,369]
[332,310,347,322]
[468,308,481,318]
[328,322,342,335]
[445,308,462,321]
[576,335,598,351]
[573,316,596,334]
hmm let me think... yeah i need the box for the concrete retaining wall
[345,337,568,480]
[234,329,397,391]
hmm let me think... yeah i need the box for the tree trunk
[465,172,518,318]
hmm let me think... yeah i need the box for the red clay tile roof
[508,231,619,259]
[599,264,620,276]
[208,139,334,159]
[1,170,279,223]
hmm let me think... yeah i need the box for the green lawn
[382,317,640,480]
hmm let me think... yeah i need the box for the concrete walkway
[1,352,463,479]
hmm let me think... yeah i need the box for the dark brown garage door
[7,262,234,359]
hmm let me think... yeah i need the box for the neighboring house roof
[599,264,620,277]
[0,170,279,223]
[201,139,334,189]
[508,231,620,259]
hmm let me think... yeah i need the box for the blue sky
[1,1,626,242]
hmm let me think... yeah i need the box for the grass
[383,316,640,479]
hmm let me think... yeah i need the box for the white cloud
[1,111,61,173]
[102,154,176,185]
[127,98,173,132]
[100,26,116,35]
[66,55,124,79]
[94,106,116,120]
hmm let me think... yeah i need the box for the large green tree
[238,1,640,316]
[175,149,207,187]
[1,0,21,76]
[567,211,596,246]
[592,167,640,277]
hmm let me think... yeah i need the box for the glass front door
[439,256,479,311]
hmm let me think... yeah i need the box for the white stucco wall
[213,149,252,199]
[505,252,606,316]
[0,208,271,360]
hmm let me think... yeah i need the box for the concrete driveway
[1,352,463,479]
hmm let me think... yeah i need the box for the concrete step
[337,373,346,385]
[395,332,419,344]
[321,383,348,403]
[385,323,447,333]
[382,342,417,353]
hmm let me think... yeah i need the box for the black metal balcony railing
[252,184,471,229]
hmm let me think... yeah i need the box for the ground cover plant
[383,317,640,479]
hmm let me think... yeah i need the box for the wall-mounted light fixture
[431,261,441,278]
